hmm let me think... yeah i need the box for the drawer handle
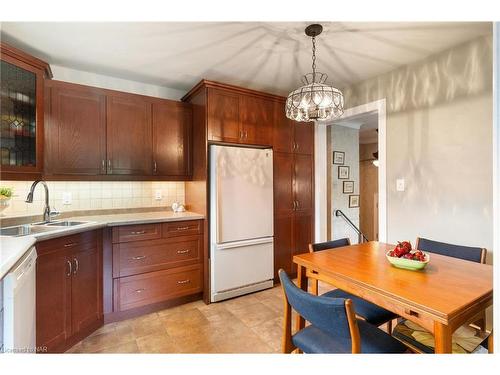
[177,249,191,254]
[64,242,78,247]
[134,288,145,293]
[404,309,419,318]
[177,279,191,285]
[176,226,190,231]
[130,230,146,235]
[130,255,147,261]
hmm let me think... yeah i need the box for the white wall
[341,34,494,261]
[51,65,186,100]
[328,125,361,244]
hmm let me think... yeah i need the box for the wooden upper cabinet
[45,82,106,175]
[106,95,152,175]
[273,100,314,155]
[207,88,240,143]
[239,95,273,146]
[152,101,192,178]
[294,121,314,155]
[1,42,52,180]
[273,101,294,153]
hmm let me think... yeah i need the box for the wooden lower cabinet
[107,219,204,317]
[114,264,202,312]
[36,230,102,353]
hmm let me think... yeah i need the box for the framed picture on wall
[333,151,345,165]
[338,165,350,179]
[343,181,354,194]
[349,194,360,208]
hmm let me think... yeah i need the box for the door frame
[314,98,387,242]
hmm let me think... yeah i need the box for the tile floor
[67,282,339,354]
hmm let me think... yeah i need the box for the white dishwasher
[3,247,37,353]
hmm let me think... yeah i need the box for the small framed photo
[349,195,360,208]
[333,151,345,165]
[343,181,354,194]
[338,165,350,179]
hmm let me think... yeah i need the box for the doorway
[315,99,386,243]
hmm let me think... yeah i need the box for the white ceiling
[0,22,492,96]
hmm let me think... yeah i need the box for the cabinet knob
[64,242,78,248]
[177,249,190,254]
[134,288,145,293]
[176,226,190,231]
[177,279,191,285]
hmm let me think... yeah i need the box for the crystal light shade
[286,72,344,122]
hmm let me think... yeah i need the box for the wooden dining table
[293,241,493,353]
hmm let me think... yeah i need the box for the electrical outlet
[396,179,405,192]
[155,190,162,200]
[62,192,72,205]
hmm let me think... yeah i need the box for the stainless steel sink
[45,221,89,227]
[0,224,57,237]
[1,221,90,236]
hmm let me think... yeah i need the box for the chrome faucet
[25,180,59,223]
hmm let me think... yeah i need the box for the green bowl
[386,251,430,271]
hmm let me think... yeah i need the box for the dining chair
[308,239,398,332]
[278,269,408,354]
[392,237,490,353]
[415,237,487,264]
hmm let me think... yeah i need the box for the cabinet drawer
[113,236,201,278]
[114,264,202,311]
[112,223,161,243]
[36,230,98,256]
[163,220,202,237]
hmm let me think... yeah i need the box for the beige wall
[359,143,378,241]
[0,180,185,217]
[342,33,494,261]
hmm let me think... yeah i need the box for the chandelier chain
[311,36,316,82]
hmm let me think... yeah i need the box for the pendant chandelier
[286,24,344,122]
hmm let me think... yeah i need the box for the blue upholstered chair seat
[322,289,397,326]
[293,320,407,354]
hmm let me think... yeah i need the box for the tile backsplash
[0,180,185,218]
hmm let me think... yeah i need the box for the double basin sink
[0,221,90,237]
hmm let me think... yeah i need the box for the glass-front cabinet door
[0,42,51,180]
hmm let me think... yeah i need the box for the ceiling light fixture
[285,24,344,122]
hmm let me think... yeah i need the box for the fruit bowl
[386,250,430,271]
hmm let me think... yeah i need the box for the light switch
[396,179,405,192]
[155,190,162,200]
[62,192,72,205]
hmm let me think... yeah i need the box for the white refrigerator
[210,145,274,302]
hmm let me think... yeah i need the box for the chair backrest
[278,269,351,339]
[416,237,486,264]
[309,238,351,253]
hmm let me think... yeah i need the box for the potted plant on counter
[0,186,13,216]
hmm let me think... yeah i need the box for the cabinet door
[274,152,295,214]
[152,101,192,177]
[207,88,241,143]
[292,212,314,273]
[294,121,314,155]
[239,95,273,146]
[0,52,45,179]
[273,101,294,153]
[293,154,314,212]
[36,252,72,352]
[46,84,106,175]
[107,95,152,175]
[71,246,101,336]
[274,213,293,280]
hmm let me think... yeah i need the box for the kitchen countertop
[0,210,204,279]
